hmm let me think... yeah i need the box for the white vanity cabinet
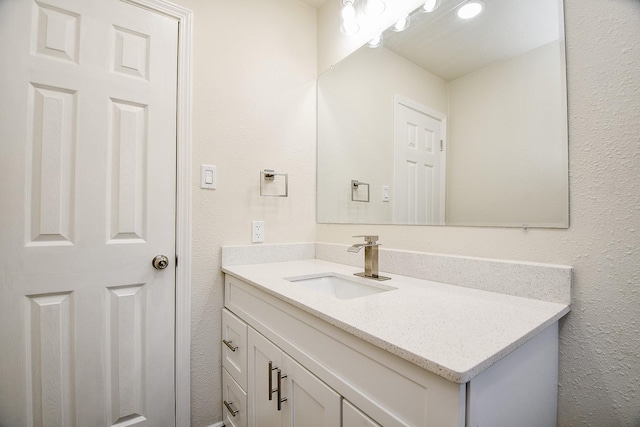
[223,273,561,427]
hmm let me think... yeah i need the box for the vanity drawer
[222,308,248,390]
[223,368,247,427]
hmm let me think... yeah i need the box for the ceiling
[381,0,562,81]
[299,0,326,8]
[300,0,562,81]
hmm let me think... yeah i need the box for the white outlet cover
[252,220,264,243]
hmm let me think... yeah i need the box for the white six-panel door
[0,0,179,425]
[394,96,446,225]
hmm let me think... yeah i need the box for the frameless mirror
[317,0,568,227]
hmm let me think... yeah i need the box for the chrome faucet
[348,235,391,281]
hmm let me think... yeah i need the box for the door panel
[394,98,446,225]
[0,0,178,425]
[27,83,76,245]
[107,284,147,424]
[27,292,76,427]
[108,99,149,243]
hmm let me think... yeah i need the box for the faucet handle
[353,235,379,243]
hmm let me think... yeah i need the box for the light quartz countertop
[222,258,570,384]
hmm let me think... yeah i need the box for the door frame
[123,1,193,425]
[393,94,447,225]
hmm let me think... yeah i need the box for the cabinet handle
[224,400,239,417]
[223,339,238,352]
[268,361,278,400]
[277,368,287,411]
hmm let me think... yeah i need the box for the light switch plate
[382,185,390,202]
[200,164,216,189]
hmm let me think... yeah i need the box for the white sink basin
[285,274,395,300]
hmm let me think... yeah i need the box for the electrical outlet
[252,221,264,243]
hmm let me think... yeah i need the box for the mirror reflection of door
[394,95,446,225]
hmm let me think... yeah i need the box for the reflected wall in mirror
[317,0,568,228]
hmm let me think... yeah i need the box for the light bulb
[368,34,383,48]
[340,0,359,35]
[393,15,410,32]
[341,2,356,20]
[422,0,440,13]
[457,1,484,19]
[364,0,386,16]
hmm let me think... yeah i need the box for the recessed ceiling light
[457,1,484,20]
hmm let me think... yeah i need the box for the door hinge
[440,140,443,151]
[175,255,178,267]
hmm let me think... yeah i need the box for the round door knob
[152,255,169,270]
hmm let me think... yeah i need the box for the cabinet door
[343,400,382,427]
[223,309,248,389]
[281,353,341,427]
[248,328,283,427]
[223,368,248,427]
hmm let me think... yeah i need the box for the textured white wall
[317,0,640,425]
[170,0,317,425]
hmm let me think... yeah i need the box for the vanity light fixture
[457,1,484,19]
[368,33,383,48]
[392,14,410,32]
[422,0,440,13]
[364,0,385,16]
[341,0,360,35]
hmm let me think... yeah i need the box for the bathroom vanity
[220,243,571,427]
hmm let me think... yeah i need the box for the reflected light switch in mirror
[201,164,216,189]
[382,185,390,202]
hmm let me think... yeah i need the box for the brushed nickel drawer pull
[224,400,239,417]
[223,339,238,352]
[268,361,278,400]
[277,368,287,411]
